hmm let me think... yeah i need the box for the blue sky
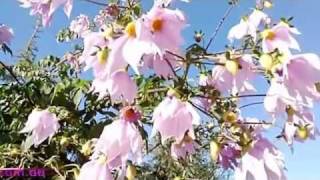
[1,0,320,179]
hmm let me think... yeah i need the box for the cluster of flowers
[0,0,317,179]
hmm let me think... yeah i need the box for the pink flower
[283,53,320,105]
[137,5,186,54]
[151,93,200,143]
[19,0,73,27]
[78,158,113,180]
[283,107,319,145]
[218,144,241,170]
[261,22,300,53]
[91,70,138,103]
[264,78,303,115]
[191,97,212,111]
[20,109,60,146]
[228,9,268,42]
[69,14,90,37]
[108,27,152,75]
[92,106,143,169]
[63,52,80,70]
[171,133,198,159]
[264,53,320,115]
[79,32,109,77]
[235,136,286,180]
[141,51,180,78]
[0,24,14,45]
[211,55,256,94]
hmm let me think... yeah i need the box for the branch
[0,61,22,85]
[164,58,178,78]
[239,121,272,125]
[165,50,185,61]
[188,100,219,120]
[219,94,267,100]
[81,0,108,6]
[239,102,264,109]
[0,60,35,106]
[205,5,234,51]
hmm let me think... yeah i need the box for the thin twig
[188,100,217,119]
[0,61,22,85]
[205,5,234,51]
[164,58,178,77]
[239,102,264,109]
[165,50,185,61]
[219,94,267,100]
[148,142,161,153]
[239,121,272,125]
[0,60,35,106]
[81,0,108,6]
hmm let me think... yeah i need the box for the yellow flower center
[260,54,274,71]
[297,126,309,140]
[97,48,109,64]
[225,60,239,76]
[261,29,276,40]
[151,18,163,32]
[223,111,237,123]
[125,22,136,38]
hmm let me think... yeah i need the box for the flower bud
[60,136,69,147]
[260,54,273,71]
[97,48,109,64]
[126,164,137,180]
[225,60,239,76]
[210,140,220,161]
[264,1,273,8]
[125,21,136,38]
[194,31,204,43]
[297,126,309,140]
[223,111,237,123]
[81,141,93,156]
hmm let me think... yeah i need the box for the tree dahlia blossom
[0,24,14,45]
[261,22,300,53]
[211,54,256,95]
[91,70,138,102]
[235,136,286,180]
[20,108,60,147]
[18,0,73,27]
[283,107,319,145]
[91,106,143,169]
[228,9,268,42]
[137,4,186,55]
[171,133,197,159]
[218,144,241,170]
[78,157,113,180]
[152,90,200,143]
[79,31,109,77]
[69,14,90,37]
[264,53,320,115]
